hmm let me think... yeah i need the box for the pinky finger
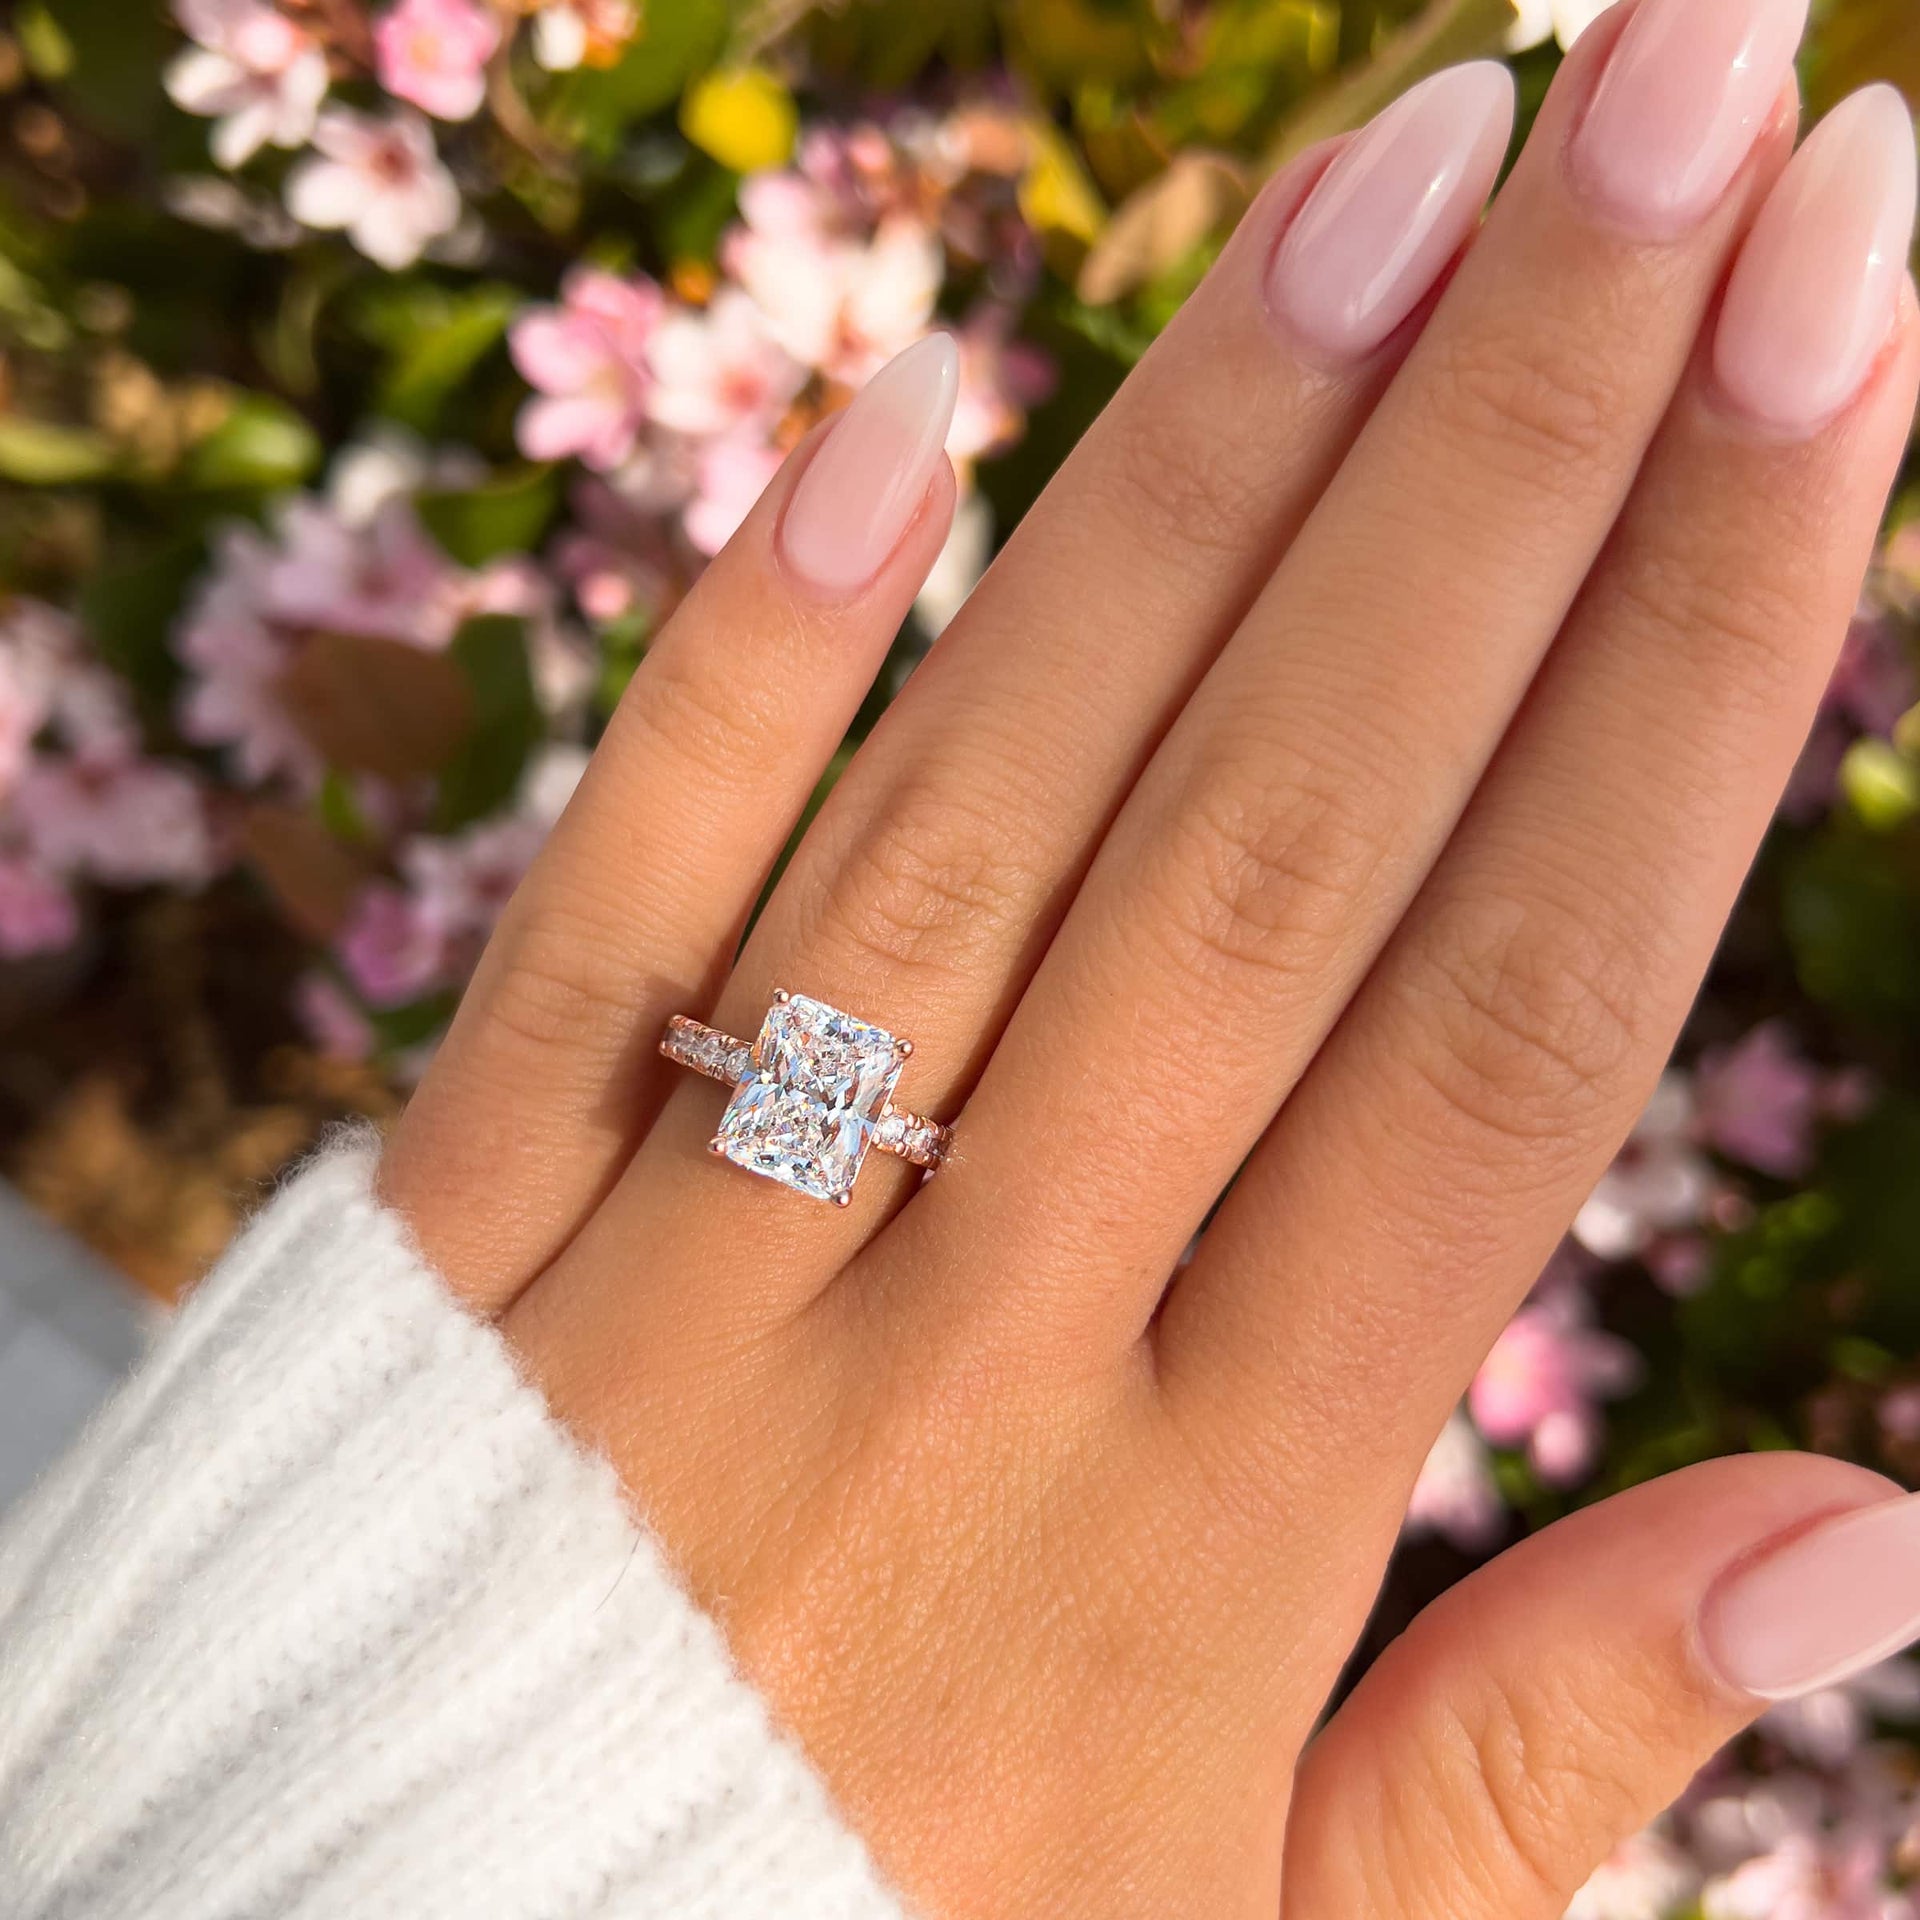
[1282,1456,1920,1920]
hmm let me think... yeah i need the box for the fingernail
[1265,62,1515,364]
[1702,1493,1920,1699]
[1714,86,1918,437]
[779,334,959,596]
[1570,0,1808,237]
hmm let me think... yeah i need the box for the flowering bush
[0,0,1916,1909]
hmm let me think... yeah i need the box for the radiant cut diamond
[715,994,906,1203]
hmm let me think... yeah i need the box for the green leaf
[418,465,559,568]
[434,614,540,831]
[362,282,521,435]
[181,395,323,492]
[77,532,208,712]
[1781,830,1920,1022]
[0,416,115,484]
[16,2,75,80]
[41,0,166,138]
[371,988,462,1053]
[1266,0,1517,164]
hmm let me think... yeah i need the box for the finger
[380,337,959,1312]
[1164,91,1920,1525]
[521,79,1507,1347]
[901,3,1801,1360]
[1282,1456,1918,1920]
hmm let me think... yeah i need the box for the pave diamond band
[661,994,951,1205]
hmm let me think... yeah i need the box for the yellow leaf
[1019,119,1107,247]
[1840,736,1920,830]
[679,66,798,175]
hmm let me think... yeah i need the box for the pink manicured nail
[1702,1494,1920,1699]
[1570,0,1808,237]
[1265,62,1515,364]
[779,334,958,596]
[1714,86,1918,437]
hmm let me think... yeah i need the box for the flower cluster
[507,121,1051,564]
[0,599,214,959]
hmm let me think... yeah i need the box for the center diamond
[715,993,906,1203]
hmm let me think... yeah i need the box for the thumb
[1281,1453,1920,1920]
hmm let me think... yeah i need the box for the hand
[380,7,1920,1915]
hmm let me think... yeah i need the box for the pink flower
[1469,1281,1639,1486]
[399,814,543,943]
[0,856,78,959]
[166,0,328,169]
[510,268,664,470]
[267,496,463,645]
[1574,1074,1713,1261]
[0,598,79,793]
[1704,1831,1912,1920]
[14,755,214,889]
[681,434,783,555]
[1695,1022,1824,1179]
[948,305,1054,463]
[550,477,677,625]
[294,970,376,1061]
[284,107,461,268]
[645,290,806,438]
[175,521,323,790]
[337,882,444,1006]
[1405,1411,1505,1551]
[725,172,941,382]
[373,0,500,123]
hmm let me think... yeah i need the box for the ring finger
[522,67,1515,1343]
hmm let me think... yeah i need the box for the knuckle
[1425,323,1625,489]
[482,901,639,1061]
[619,645,779,790]
[1419,1670,1662,1911]
[1403,889,1644,1152]
[1086,406,1270,563]
[1152,748,1390,988]
[808,772,1041,985]
[1605,548,1811,722]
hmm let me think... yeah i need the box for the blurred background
[0,0,1916,1909]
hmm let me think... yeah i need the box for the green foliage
[433,615,542,832]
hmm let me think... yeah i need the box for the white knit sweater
[0,1143,911,1920]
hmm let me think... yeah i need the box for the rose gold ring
[660,990,951,1207]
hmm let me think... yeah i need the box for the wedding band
[660,991,951,1206]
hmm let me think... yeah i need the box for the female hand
[380,5,1920,1914]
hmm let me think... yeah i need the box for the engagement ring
[660,991,952,1205]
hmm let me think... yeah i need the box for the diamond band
[660,992,952,1204]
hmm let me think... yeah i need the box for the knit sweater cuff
[0,1140,910,1920]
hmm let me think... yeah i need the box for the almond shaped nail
[1266,61,1516,365]
[1713,85,1918,437]
[1570,0,1809,238]
[779,334,959,597]
[1702,1493,1920,1699]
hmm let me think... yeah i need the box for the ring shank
[660,1015,952,1171]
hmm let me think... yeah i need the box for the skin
[379,13,1920,1919]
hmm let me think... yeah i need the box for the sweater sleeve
[0,1139,911,1920]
